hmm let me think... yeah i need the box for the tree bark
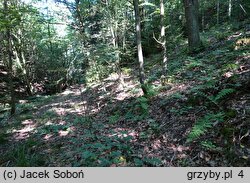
[183,0,202,52]
[133,0,147,95]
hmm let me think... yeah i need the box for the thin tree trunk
[122,12,127,50]
[106,0,124,88]
[12,47,32,96]
[217,0,220,24]
[201,1,205,32]
[114,21,124,88]
[12,30,33,96]
[133,0,147,95]
[46,1,53,55]
[160,0,167,78]
[228,0,232,19]
[21,50,33,95]
[4,0,15,115]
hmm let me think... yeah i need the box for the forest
[0,0,249,167]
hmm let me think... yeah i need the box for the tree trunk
[228,0,232,19]
[217,0,220,24]
[4,0,16,115]
[183,0,202,52]
[133,0,147,95]
[106,0,124,88]
[160,0,167,78]
[201,1,205,32]
[12,30,33,96]
[122,13,127,50]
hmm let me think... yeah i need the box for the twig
[169,152,176,166]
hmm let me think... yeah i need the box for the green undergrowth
[1,23,249,167]
[68,128,163,167]
[2,139,46,166]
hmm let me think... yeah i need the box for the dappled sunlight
[223,71,234,78]
[151,139,162,150]
[221,53,250,80]
[12,119,37,140]
[157,81,194,98]
[103,73,122,82]
[1,0,249,168]
[45,120,53,126]
[53,107,67,116]
[39,102,62,112]
[227,31,243,40]
[43,133,53,140]
[115,92,130,101]
[58,129,70,137]
[168,144,190,153]
[107,127,139,140]
[60,85,87,97]
[61,90,76,96]
[19,100,29,104]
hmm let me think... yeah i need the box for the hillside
[0,24,249,167]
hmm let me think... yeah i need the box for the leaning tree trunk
[4,0,15,115]
[133,0,147,95]
[183,0,202,52]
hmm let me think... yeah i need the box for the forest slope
[0,24,249,167]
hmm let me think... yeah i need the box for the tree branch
[153,32,164,45]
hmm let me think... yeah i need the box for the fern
[192,79,217,91]
[201,140,217,150]
[214,88,235,102]
[187,113,225,142]
[193,88,235,108]
[207,88,235,107]
[136,96,149,115]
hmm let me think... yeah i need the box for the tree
[160,0,167,78]
[133,0,147,95]
[183,0,202,52]
[103,0,126,88]
[153,0,168,81]
[3,0,16,114]
[217,0,220,24]
[228,0,232,19]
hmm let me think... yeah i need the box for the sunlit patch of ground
[11,119,37,140]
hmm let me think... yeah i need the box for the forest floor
[0,24,250,167]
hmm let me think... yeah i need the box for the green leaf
[187,113,225,142]
[134,158,144,166]
[143,157,162,166]
[214,89,235,102]
[82,151,95,159]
